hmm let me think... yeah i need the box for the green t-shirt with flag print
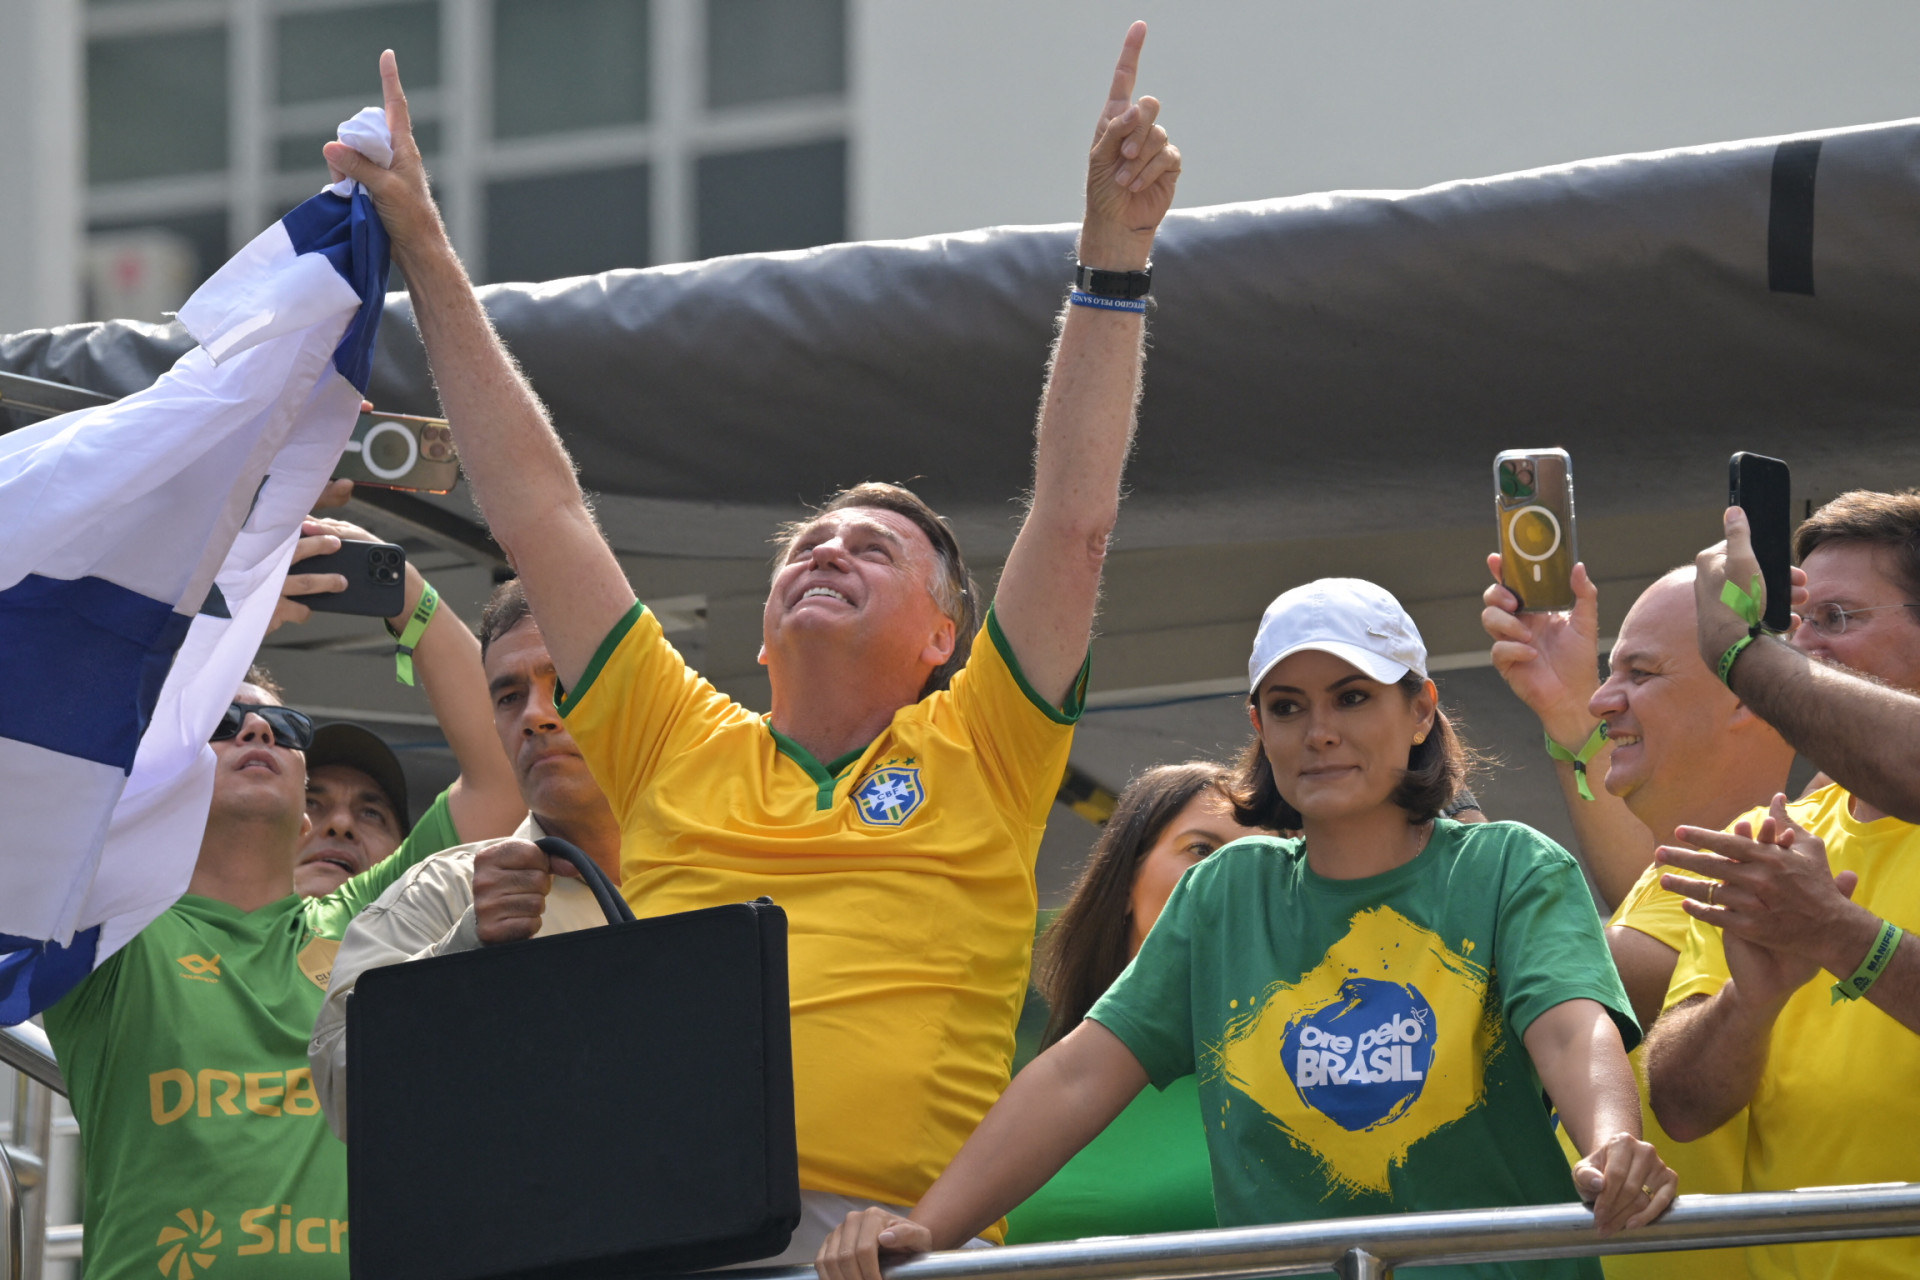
[1088,819,1636,1280]
[41,789,460,1280]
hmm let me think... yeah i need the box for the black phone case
[287,539,406,617]
[1729,453,1793,633]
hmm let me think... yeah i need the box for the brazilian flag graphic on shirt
[1090,821,1634,1277]
[1213,905,1501,1195]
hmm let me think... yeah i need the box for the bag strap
[535,836,635,925]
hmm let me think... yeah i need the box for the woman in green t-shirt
[819,578,1676,1280]
[1005,762,1264,1243]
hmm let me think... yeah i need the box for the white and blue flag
[0,110,393,1023]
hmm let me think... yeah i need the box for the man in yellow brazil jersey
[1648,490,1920,1280]
[1482,563,1795,1280]
[321,23,1182,1262]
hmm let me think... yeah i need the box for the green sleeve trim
[557,601,646,719]
[984,606,1088,725]
[767,724,869,811]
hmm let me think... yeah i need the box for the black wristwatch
[1075,262,1152,300]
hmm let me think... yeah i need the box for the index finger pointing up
[379,49,413,142]
[1104,21,1147,115]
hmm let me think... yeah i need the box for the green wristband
[1720,574,1766,630]
[1715,632,1757,687]
[1544,723,1608,802]
[388,580,439,686]
[1832,919,1904,1004]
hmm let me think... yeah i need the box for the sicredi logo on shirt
[1282,977,1435,1131]
[155,1204,347,1278]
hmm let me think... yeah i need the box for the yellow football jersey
[561,603,1082,1219]
[1667,785,1920,1280]
[1554,861,1746,1280]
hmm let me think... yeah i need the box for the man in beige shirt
[310,580,621,1137]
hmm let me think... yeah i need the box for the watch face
[1077,264,1152,299]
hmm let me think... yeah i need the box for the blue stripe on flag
[281,186,392,392]
[0,928,102,1025]
[0,574,192,771]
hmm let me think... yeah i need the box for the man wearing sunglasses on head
[40,667,463,1280]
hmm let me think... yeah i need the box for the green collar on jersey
[766,725,869,811]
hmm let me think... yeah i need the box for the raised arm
[275,509,523,842]
[992,22,1182,705]
[1481,557,1655,909]
[325,53,634,688]
[1695,508,1920,822]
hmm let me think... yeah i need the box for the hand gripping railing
[719,1182,1920,1280]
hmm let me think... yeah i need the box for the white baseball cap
[1248,578,1429,694]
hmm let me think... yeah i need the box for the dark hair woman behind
[1005,761,1264,1244]
[1036,762,1239,1049]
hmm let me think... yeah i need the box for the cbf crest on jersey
[853,765,926,826]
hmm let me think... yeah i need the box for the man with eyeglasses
[1646,489,1920,1280]
[40,668,460,1280]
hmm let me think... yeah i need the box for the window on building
[487,164,651,282]
[276,2,441,105]
[696,139,845,259]
[494,0,650,139]
[86,27,228,183]
[706,0,845,109]
[82,0,849,311]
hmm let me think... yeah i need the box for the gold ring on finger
[1640,1184,1655,1199]
[1707,882,1718,907]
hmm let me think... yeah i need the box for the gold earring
[1413,731,1427,745]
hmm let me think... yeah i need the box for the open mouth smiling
[798,585,852,607]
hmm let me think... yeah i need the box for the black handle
[535,837,634,926]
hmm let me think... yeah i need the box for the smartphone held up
[288,539,408,618]
[1494,448,1579,612]
[332,410,460,493]
[1729,452,1793,633]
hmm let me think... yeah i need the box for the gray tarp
[8,118,1916,892]
[9,117,1920,550]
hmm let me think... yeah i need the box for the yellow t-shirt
[1564,861,1747,1280]
[1666,784,1920,1280]
[560,602,1082,1219]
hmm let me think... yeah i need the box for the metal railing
[5,1007,1918,1280]
[724,1183,1920,1280]
[0,1028,60,1098]
[2,1024,76,1280]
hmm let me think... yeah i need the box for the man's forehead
[1804,541,1900,597]
[484,616,554,678]
[233,681,281,706]
[796,506,929,549]
[307,763,392,808]
[1616,576,1696,657]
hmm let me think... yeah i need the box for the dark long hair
[1229,672,1476,831]
[1034,762,1232,1050]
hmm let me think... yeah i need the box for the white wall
[0,0,81,333]
[854,0,1920,240]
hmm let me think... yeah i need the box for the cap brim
[1250,640,1413,695]
[306,723,411,833]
